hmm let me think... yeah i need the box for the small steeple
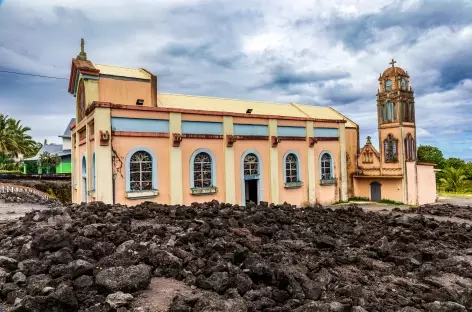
[77,38,87,61]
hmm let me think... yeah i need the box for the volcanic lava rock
[0,256,18,270]
[106,291,133,309]
[95,264,152,293]
[2,200,472,311]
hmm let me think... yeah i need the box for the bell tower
[376,59,417,175]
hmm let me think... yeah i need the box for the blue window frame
[283,151,301,183]
[385,79,392,91]
[190,149,216,189]
[125,147,158,192]
[319,151,334,180]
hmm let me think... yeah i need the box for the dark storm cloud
[251,63,351,91]
[322,0,472,50]
[161,42,247,69]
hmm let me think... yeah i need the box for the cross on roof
[389,59,396,67]
[77,38,87,61]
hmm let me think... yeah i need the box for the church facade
[68,40,436,207]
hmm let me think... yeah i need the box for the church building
[68,39,436,207]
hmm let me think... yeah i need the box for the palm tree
[439,167,467,192]
[0,114,38,163]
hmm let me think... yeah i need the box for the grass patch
[379,199,404,205]
[348,197,370,202]
[438,192,472,198]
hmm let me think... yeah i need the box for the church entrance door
[245,179,258,205]
[370,182,381,201]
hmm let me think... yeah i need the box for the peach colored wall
[314,122,340,128]
[417,164,437,205]
[233,117,269,125]
[378,127,404,174]
[406,162,417,205]
[345,128,358,198]
[278,141,308,206]
[112,136,170,206]
[181,139,225,204]
[354,178,403,202]
[234,140,270,205]
[181,114,223,122]
[277,119,306,127]
[111,109,169,120]
[314,141,340,205]
[99,77,152,106]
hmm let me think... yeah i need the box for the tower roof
[381,59,409,78]
[382,66,408,77]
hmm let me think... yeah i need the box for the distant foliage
[439,167,467,193]
[38,152,62,174]
[417,145,445,167]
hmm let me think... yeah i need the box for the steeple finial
[389,58,396,68]
[366,136,372,144]
[77,38,87,61]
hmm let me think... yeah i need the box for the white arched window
[190,149,217,194]
[283,151,302,188]
[319,151,335,185]
[244,153,259,176]
[125,147,158,198]
[129,151,152,191]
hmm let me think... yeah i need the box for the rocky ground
[0,192,62,208]
[400,203,472,221]
[1,197,472,311]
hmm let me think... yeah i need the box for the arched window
[384,134,398,162]
[401,78,407,90]
[319,151,334,180]
[92,152,96,190]
[190,150,216,188]
[125,147,158,194]
[385,79,392,91]
[386,101,392,121]
[283,152,301,184]
[404,134,416,161]
[244,153,259,176]
[81,155,87,177]
[129,151,153,191]
[403,102,415,122]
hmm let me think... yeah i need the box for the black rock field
[1,199,472,312]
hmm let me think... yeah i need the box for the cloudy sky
[0,0,471,159]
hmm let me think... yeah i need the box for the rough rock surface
[0,191,61,207]
[400,203,472,221]
[0,201,472,311]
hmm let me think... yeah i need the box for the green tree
[0,114,37,158]
[463,162,472,180]
[417,145,445,168]
[444,157,466,169]
[38,152,61,174]
[439,167,467,192]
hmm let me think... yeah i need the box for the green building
[23,118,75,174]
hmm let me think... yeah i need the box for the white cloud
[0,0,471,158]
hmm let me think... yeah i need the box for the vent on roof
[246,109,253,114]
[136,99,144,105]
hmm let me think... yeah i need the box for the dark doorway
[370,182,381,201]
[245,179,258,204]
